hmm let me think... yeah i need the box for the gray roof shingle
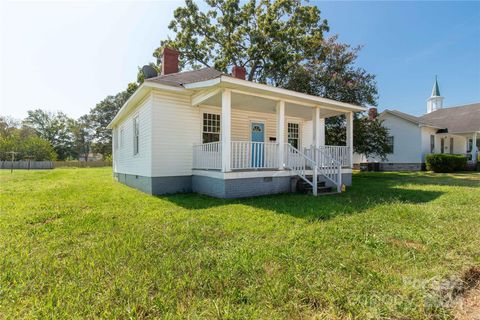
[384,103,480,133]
[382,109,441,128]
[145,68,224,87]
[418,103,480,133]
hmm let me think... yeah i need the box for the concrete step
[296,183,334,195]
[297,180,326,187]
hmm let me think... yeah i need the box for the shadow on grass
[155,172,478,221]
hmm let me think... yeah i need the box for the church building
[374,78,479,170]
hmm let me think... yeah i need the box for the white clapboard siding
[115,88,331,178]
[199,105,307,145]
[301,119,325,149]
[112,95,153,176]
[381,113,422,163]
[151,91,201,177]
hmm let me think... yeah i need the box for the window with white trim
[202,113,220,143]
[133,116,139,155]
[387,136,394,154]
[288,123,299,149]
[120,128,124,148]
[113,128,118,150]
[467,139,473,153]
[450,137,454,154]
[430,135,435,153]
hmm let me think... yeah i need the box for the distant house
[78,153,103,162]
[374,78,479,170]
[107,48,366,198]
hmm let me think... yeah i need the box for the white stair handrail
[312,146,342,193]
[284,143,318,195]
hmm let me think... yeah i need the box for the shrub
[425,154,467,173]
[0,133,57,161]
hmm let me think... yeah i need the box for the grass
[0,168,479,319]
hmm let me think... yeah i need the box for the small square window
[202,113,220,143]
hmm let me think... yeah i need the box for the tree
[354,116,391,160]
[156,0,328,84]
[284,36,377,107]
[284,36,390,159]
[23,109,76,160]
[71,115,95,161]
[0,116,20,138]
[0,130,56,161]
[88,83,138,156]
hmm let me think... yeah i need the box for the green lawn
[0,168,479,319]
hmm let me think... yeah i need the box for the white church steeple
[426,76,444,113]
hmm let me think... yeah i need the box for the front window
[430,135,435,153]
[387,136,394,154]
[133,116,139,155]
[120,128,124,148]
[450,137,454,154]
[288,123,299,149]
[202,113,220,143]
[440,138,445,154]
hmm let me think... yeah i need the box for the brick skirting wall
[114,173,192,195]
[192,175,293,198]
[115,171,353,198]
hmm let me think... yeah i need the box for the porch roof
[108,68,366,129]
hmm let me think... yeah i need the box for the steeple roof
[431,76,441,97]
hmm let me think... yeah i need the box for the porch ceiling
[199,91,344,119]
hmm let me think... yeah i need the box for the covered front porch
[435,131,479,164]
[190,87,358,195]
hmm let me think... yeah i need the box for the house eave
[107,82,191,129]
[184,75,366,113]
[381,110,443,129]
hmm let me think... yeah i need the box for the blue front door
[251,122,265,167]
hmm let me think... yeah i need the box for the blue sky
[0,1,479,120]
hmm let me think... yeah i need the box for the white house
[374,78,479,171]
[107,48,365,198]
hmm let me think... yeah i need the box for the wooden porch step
[296,180,336,195]
[297,180,326,188]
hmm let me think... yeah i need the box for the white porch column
[346,111,354,168]
[221,89,231,172]
[312,107,321,149]
[276,100,285,169]
[473,132,478,164]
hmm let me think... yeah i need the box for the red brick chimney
[161,48,180,75]
[368,107,378,120]
[232,66,246,80]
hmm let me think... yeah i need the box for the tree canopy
[0,117,56,161]
[23,110,76,160]
[156,0,329,85]
[153,0,388,159]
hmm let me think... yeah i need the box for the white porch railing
[193,142,343,194]
[192,142,222,170]
[193,141,279,170]
[231,141,279,170]
[305,146,350,167]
